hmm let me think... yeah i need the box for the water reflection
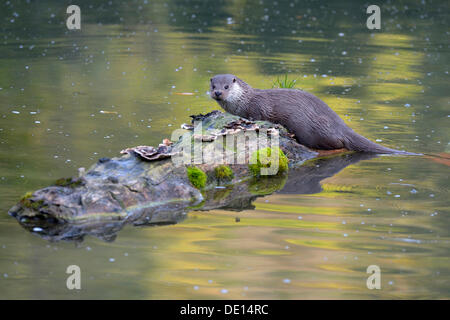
[0,0,448,299]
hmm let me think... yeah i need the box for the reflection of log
[279,152,377,194]
[8,111,372,242]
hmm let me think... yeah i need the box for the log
[8,111,374,242]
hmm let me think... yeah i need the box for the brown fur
[210,74,414,154]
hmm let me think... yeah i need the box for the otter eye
[224,85,229,90]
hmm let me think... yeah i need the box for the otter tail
[345,131,419,155]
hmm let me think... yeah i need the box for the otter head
[210,74,243,103]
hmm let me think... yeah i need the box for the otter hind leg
[293,129,346,150]
[313,134,346,150]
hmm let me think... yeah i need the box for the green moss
[20,192,46,210]
[21,191,33,201]
[248,147,289,177]
[187,166,207,189]
[213,186,234,201]
[186,199,206,210]
[249,175,288,196]
[54,177,83,188]
[214,165,234,181]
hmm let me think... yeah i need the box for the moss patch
[20,192,46,210]
[54,177,83,188]
[214,165,234,181]
[21,191,33,202]
[213,186,234,201]
[248,147,288,177]
[249,175,288,196]
[187,166,207,189]
[186,198,206,210]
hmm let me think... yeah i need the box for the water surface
[0,0,448,299]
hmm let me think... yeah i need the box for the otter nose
[214,91,222,97]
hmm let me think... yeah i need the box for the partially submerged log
[8,111,374,242]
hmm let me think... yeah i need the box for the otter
[210,74,413,154]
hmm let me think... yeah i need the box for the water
[0,0,449,299]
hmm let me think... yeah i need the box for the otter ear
[233,78,236,83]
[210,78,213,82]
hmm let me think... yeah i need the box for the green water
[0,0,448,299]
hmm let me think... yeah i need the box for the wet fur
[210,74,413,154]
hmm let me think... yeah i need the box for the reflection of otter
[210,74,414,154]
[15,154,374,243]
[279,152,377,194]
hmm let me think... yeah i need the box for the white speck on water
[429,194,435,198]
[283,278,291,284]
[404,103,411,107]
[12,111,20,114]
[343,233,348,237]
[193,286,199,290]
[376,139,382,142]
[338,32,345,37]
[310,58,316,62]
[410,189,417,194]
[33,227,43,232]
[394,195,401,198]
[221,289,228,294]
[109,258,115,262]
[342,51,347,55]
[342,220,346,224]
[34,121,40,124]
[86,246,92,251]
[297,216,302,220]
[208,280,213,284]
